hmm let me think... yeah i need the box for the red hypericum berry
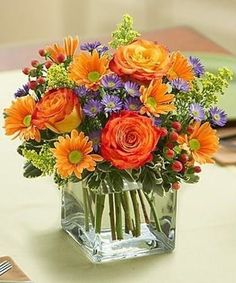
[36,76,45,84]
[38,48,46,56]
[171,160,183,172]
[56,53,65,63]
[160,127,168,137]
[171,121,182,132]
[169,131,179,142]
[180,153,189,163]
[28,80,38,90]
[165,148,175,159]
[166,142,174,149]
[22,67,30,75]
[187,126,194,134]
[194,166,201,173]
[31,60,39,67]
[172,182,180,190]
[45,60,53,69]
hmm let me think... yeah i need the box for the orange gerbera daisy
[69,51,109,90]
[4,96,41,142]
[46,36,79,62]
[51,130,103,179]
[167,52,194,82]
[178,122,219,164]
[140,79,176,116]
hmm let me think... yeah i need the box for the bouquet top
[3,15,233,194]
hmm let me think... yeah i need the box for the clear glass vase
[61,180,177,263]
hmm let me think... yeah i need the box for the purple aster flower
[154,117,162,127]
[171,78,189,93]
[101,95,122,113]
[124,81,140,97]
[97,45,109,56]
[14,84,29,98]
[189,56,205,77]
[83,99,103,117]
[89,130,101,152]
[101,74,123,89]
[123,97,142,111]
[189,103,206,121]
[80,41,101,52]
[209,107,227,127]
[74,86,88,97]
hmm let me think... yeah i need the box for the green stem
[138,190,149,224]
[86,189,95,227]
[108,194,116,240]
[115,193,123,240]
[83,187,90,231]
[121,194,129,233]
[95,194,105,234]
[144,193,163,233]
[130,190,141,237]
[121,192,133,234]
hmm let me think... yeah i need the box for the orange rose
[100,110,161,169]
[34,88,83,133]
[109,39,171,82]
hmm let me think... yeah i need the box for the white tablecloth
[0,70,236,283]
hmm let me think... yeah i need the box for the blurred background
[0,0,235,53]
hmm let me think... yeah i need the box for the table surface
[1,28,236,283]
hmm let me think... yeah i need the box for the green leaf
[131,168,142,180]
[97,162,112,172]
[23,161,42,178]
[153,184,165,197]
[118,169,135,182]
[86,173,101,191]
[109,171,124,192]
[184,174,200,184]
[142,170,157,194]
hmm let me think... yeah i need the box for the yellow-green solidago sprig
[109,14,140,49]
[22,144,55,176]
[47,64,74,89]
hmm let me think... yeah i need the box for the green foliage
[47,64,74,89]
[109,14,140,49]
[175,67,233,122]
[22,144,55,176]
[23,161,42,178]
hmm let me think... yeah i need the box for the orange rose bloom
[34,88,83,133]
[109,39,171,82]
[100,110,161,169]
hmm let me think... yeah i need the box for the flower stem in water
[108,194,116,240]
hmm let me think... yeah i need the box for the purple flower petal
[89,130,101,152]
[14,84,29,98]
[123,97,141,111]
[209,107,227,127]
[101,95,122,113]
[83,99,103,117]
[101,74,123,89]
[124,81,140,97]
[171,78,189,93]
[80,41,101,52]
[189,103,205,121]
[189,56,205,77]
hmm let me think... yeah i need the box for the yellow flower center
[88,71,101,82]
[23,114,32,127]
[189,139,201,151]
[108,82,115,87]
[129,104,137,110]
[146,97,157,108]
[68,150,83,164]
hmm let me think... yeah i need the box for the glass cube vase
[61,181,177,263]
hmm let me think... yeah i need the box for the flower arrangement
[3,15,233,249]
